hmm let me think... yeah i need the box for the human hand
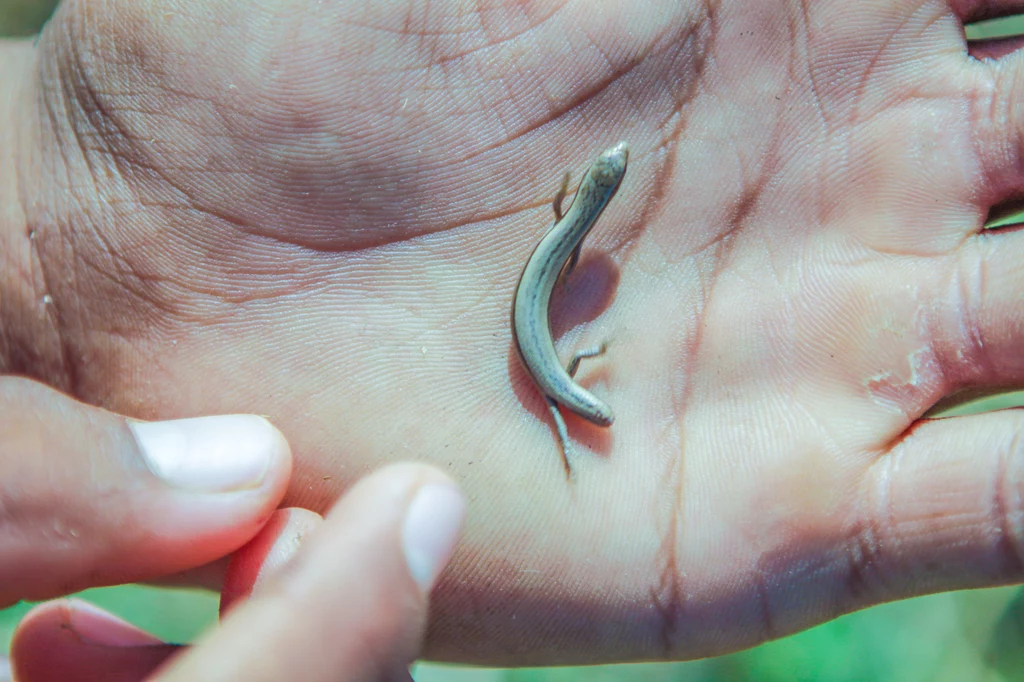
[0,376,291,603]
[9,464,465,682]
[4,0,1024,666]
[0,374,291,680]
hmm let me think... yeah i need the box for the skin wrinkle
[751,545,814,647]
[653,234,740,657]
[32,48,324,381]
[57,36,136,186]
[854,236,973,259]
[640,79,713,261]
[652,0,842,643]
[639,10,717,658]
[638,24,711,238]
[970,63,1012,203]
[586,22,713,271]
[485,6,698,146]
[22,197,74,394]
[33,2,245,391]
[47,34,168,223]
[227,168,561,256]
[871,419,976,597]
[677,104,785,262]
[37,20,376,311]
[880,443,899,569]
[52,12,387,257]
[921,6,961,52]
[941,240,990,388]
[43,5,693,262]
[33,55,153,394]
[993,426,1024,576]
[843,488,885,605]
[961,241,992,382]
[0,78,27,375]
[120,77,537,255]
[795,0,831,130]
[751,561,775,641]
[76,250,185,315]
[780,8,839,238]
[514,56,645,145]
[650,541,684,657]
[431,3,560,67]
[849,11,915,129]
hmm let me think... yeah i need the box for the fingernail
[129,415,282,493]
[67,600,164,647]
[401,484,465,592]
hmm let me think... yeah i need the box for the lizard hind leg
[547,343,607,480]
[566,343,608,378]
[546,397,573,480]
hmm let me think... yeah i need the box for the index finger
[157,463,465,682]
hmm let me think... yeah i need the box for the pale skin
[4,0,1024,668]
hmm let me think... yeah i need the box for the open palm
[8,0,1024,666]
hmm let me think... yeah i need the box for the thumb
[0,376,291,604]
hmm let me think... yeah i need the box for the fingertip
[160,464,465,681]
[330,462,460,519]
[320,463,464,593]
[109,414,296,585]
[220,507,322,616]
[0,380,297,603]
[361,460,460,487]
[11,600,175,682]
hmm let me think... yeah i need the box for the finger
[10,599,179,682]
[933,229,1024,390]
[10,510,323,682]
[0,376,291,604]
[157,463,465,682]
[220,507,323,615]
[842,411,1024,610]
[953,0,1024,22]
[969,34,1024,60]
[971,48,1024,201]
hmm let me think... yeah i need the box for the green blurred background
[4,4,1024,680]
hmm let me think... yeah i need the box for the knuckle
[990,422,1024,577]
[935,242,990,385]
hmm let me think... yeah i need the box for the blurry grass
[931,390,1024,417]
[968,15,1024,40]
[6,2,1024,680]
[0,585,218,648]
[0,0,55,35]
